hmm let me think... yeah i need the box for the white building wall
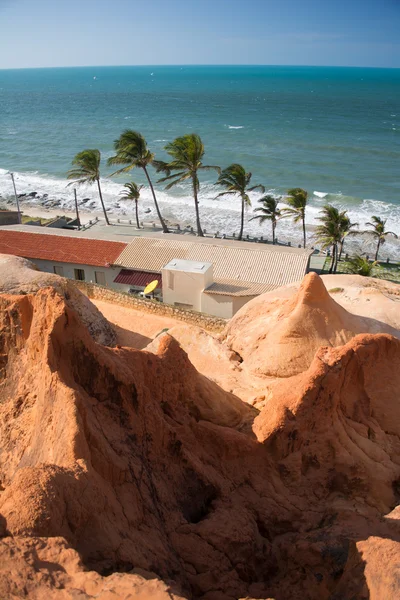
[200,293,234,319]
[162,264,213,311]
[200,293,255,319]
[161,270,201,311]
[232,295,255,314]
[30,258,123,290]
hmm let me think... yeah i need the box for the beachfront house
[0,227,312,318]
[113,234,313,317]
[0,230,127,288]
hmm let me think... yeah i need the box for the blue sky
[1,0,399,69]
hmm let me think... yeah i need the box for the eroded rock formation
[222,272,400,378]
[0,254,116,345]
[1,274,400,599]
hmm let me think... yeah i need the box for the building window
[95,271,106,286]
[53,266,64,276]
[168,271,174,290]
[74,268,85,281]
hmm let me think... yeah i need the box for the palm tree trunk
[375,238,381,262]
[272,220,276,244]
[192,175,204,237]
[143,166,169,233]
[302,216,306,248]
[238,196,245,241]
[338,239,344,262]
[329,244,336,274]
[333,243,339,273]
[135,200,140,229]
[96,178,110,226]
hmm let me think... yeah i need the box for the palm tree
[155,134,220,237]
[108,130,169,233]
[67,149,110,226]
[250,195,281,244]
[120,182,143,229]
[338,213,358,261]
[315,204,343,273]
[281,188,308,248]
[215,164,265,240]
[365,216,398,261]
[345,255,379,277]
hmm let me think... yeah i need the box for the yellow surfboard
[143,280,159,294]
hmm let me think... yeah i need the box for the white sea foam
[313,191,328,199]
[0,168,399,257]
[228,125,244,129]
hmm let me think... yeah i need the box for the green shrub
[344,256,379,277]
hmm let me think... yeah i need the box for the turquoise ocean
[1,65,399,254]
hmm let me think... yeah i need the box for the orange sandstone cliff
[0,273,400,599]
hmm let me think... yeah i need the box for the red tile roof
[114,269,162,288]
[0,230,127,268]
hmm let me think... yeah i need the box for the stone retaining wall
[74,281,227,333]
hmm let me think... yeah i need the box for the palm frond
[108,130,154,171]
[67,149,101,185]
[199,165,221,174]
[108,165,135,177]
[281,207,301,222]
[152,160,172,175]
[216,163,264,209]
[157,171,187,184]
[119,181,143,201]
[164,173,191,190]
[164,133,205,166]
[215,190,236,198]
[249,214,270,223]
[248,184,266,193]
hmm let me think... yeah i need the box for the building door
[95,271,106,286]
[74,268,85,281]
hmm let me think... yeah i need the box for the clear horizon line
[1,63,400,72]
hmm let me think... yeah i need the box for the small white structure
[161,258,272,318]
[162,259,213,312]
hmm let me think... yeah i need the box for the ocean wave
[227,125,244,129]
[0,168,399,257]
